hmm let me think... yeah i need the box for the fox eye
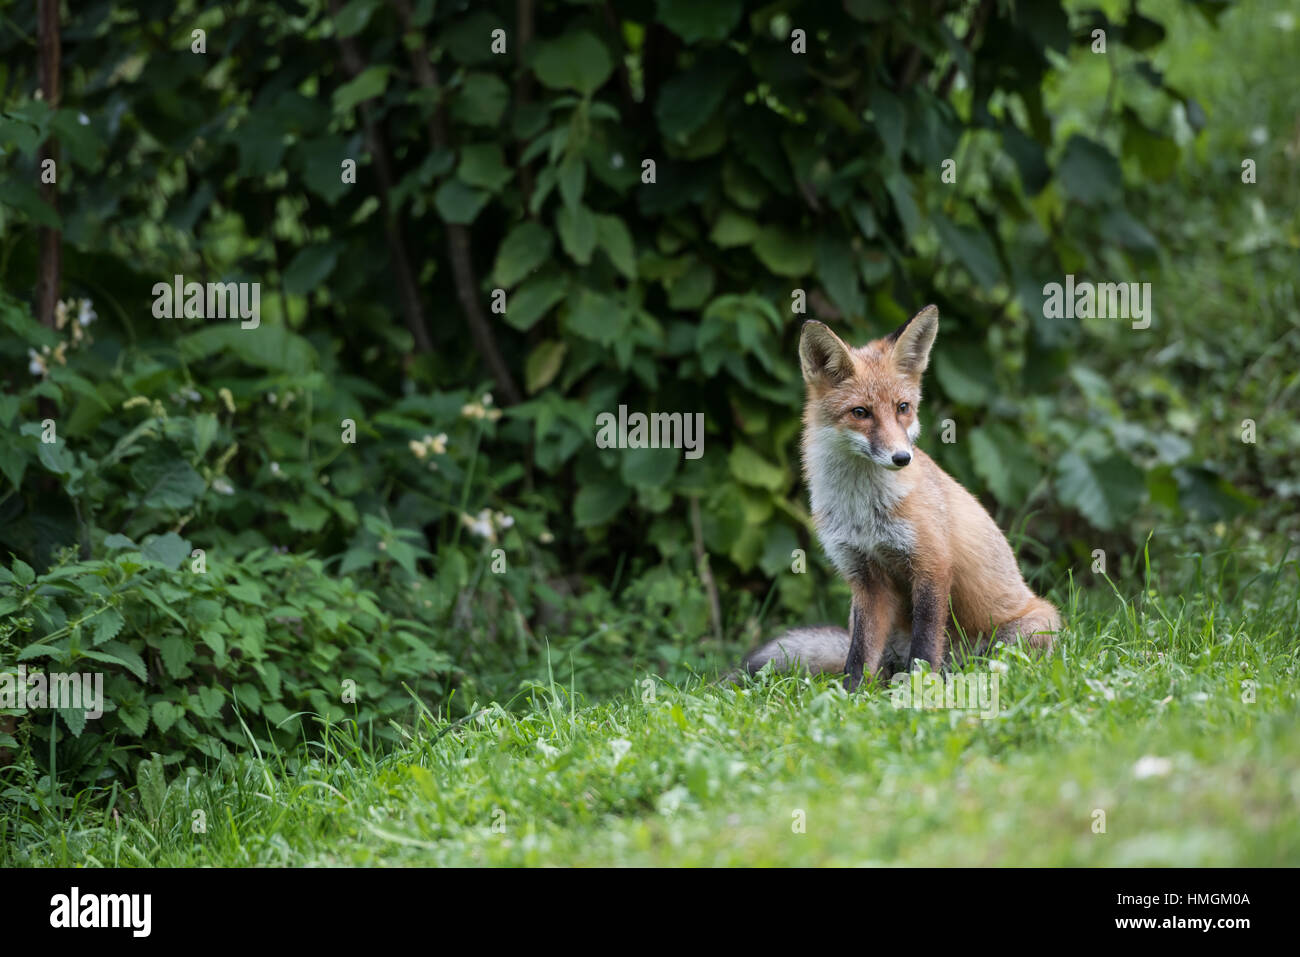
[851,407,871,420]
[897,402,910,414]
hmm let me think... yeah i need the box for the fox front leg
[843,574,900,692]
[907,578,951,671]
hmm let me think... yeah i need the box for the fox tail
[723,626,850,681]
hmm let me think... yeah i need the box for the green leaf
[667,260,715,310]
[884,172,923,241]
[160,635,194,678]
[283,499,331,532]
[565,289,623,345]
[141,532,192,569]
[1055,450,1144,530]
[871,87,906,162]
[59,704,88,737]
[443,11,504,66]
[558,156,586,211]
[201,628,227,663]
[505,273,568,330]
[0,394,20,427]
[525,340,567,394]
[137,754,167,818]
[197,686,226,719]
[969,424,1038,505]
[118,703,149,736]
[759,524,800,577]
[93,609,125,646]
[656,63,731,143]
[0,436,26,490]
[333,66,391,114]
[434,178,489,225]
[96,640,148,681]
[1122,114,1179,183]
[728,445,787,492]
[0,179,62,229]
[11,558,35,586]
[191,599,223,624]
[452,73,509,127]
[656,0,742,42]
[574,481,631,528]
[283,243,341,296]
[152,699,184,733]
[620,445,680,489]
[493,221,554,287]
[233,682,262,714]
[754,227,814,277]
[193,412,219,459]
[227,582,265,605]
[595,215,637,279]
[37,439,75,476]
[710,209,759,248]
[334,0,380,37]
[458,143,514,192]
[532,32,613,95]
[556,204,598,265]
[815,235,865,318]
[178,323,317,375]
[133,460,205,510]
[932,215,1002,288]
[1057,135,1122,207]
[933,346,995,406]
[1002,124,1050,194]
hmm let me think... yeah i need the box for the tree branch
[514,0,537,210]
[389,0,523,405]
[328,0,433,353]
[35,0,60,331]
[690,496,724,644]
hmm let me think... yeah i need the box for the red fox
[741,306,1061,690]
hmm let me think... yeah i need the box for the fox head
[799,305,939,470]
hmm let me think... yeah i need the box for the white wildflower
[1133,756,1172,780]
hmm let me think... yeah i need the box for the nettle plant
[0,542,452,800]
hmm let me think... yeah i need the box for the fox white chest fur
[805,424,916,580]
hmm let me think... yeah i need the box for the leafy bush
[0,540,456,797]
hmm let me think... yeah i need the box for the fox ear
[887,305,939,379]
[799,321,854,384]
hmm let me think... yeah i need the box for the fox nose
[891,451,912,467]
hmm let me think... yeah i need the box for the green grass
[5,545,1297,867]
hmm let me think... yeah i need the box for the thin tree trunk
[514,0,537,209]
[389,0,523,405]
[35,0,61,330]
[328,0,433,353]
[690,496,724,643]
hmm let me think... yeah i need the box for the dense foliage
[0,0,1295,807]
